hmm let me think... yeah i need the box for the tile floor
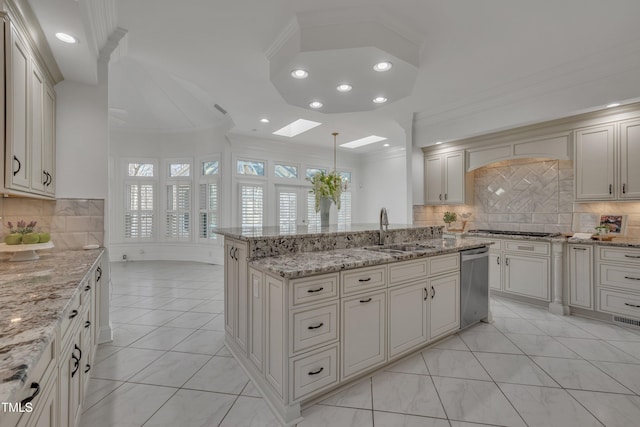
[80,261,640,427]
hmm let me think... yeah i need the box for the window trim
[236,157,267,178]
[122,158,159,241]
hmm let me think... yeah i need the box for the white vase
[319,197,332,227]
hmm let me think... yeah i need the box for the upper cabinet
[424,150,470,205]
[575,119,640,201]
[2,14,57,199]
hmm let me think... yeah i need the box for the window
[165,161,191,240]
[275,163,298,179]
[240,184,264,229]
[199,159,219,240]
[340,171,352,183]
[307,194,320,228]
[237,160,265,176]
[306,168,327,179]
[128,163,154,177]
[338,191,352,228]
[278,190,297,232]
[124,161,156,239]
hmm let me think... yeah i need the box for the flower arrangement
[7,220,38,234]
[308,171,344,212]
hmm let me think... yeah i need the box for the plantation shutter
[307,195,320,228]
[278,190,297,232]
[199,183,218,239]
[338,191,352,228]
[166,183,191,239]
[241,184,264,228]
[125,183,154,239]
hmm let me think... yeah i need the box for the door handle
[43,171,48,185]
[609,184,613,195]
[439,194,442,201]
[13,156,21,176]
[233,247,238,261]
[497,256,500,265]
[423,287,428,301]
[20,382,40,406]
[624,302,640,308]
[623,183,626,194]
[505,257,509,266]
[431,286,435,299]
[444,193,448,200]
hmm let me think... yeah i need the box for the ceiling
[28,0,640,153]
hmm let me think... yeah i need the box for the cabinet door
[443,151,465,204]
[568,245,593,309]
[6,24,31,190]
[429,273,460,339]
[575,125,616,200]
[342,291,386,379]
[388,281,427,358]
[43,84,56,196]
[19,376,58,427]
[224,241,236,337]
[489,252,502,291]
[235,241,248,352]
[619,119,640,199]
[248,268,264,372]
[504,255,550,301]
[424,155,443,204]
[30,60,45,193]
[59,332,83,427]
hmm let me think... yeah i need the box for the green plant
[7,220,37,234]
[308,171,343,212]
[443,211,457,224]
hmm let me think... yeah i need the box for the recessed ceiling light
[373,96,388,104]
[435,141,443,145]
[55,32,78,44]
[373,61,393,72]
[383,143,390,147]
[606,102,620,108]
[309,101,323,109]
[291,69,309,79]
[259,118,270,123]
[272,119,322,137]
[340,135,388,149]
[336,84,352,92]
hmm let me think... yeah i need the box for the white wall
[355,148,408,224]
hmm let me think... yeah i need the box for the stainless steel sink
[363,243,436,254]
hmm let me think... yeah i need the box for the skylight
[340,135,387,148]
[272,119,322,137]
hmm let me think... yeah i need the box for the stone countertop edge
[566,237,640,248]
[250,239,491,279]
[461,231,567,243]
[0,249,105,403]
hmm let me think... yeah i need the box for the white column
[549,241,569,315]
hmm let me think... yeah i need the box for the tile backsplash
[414,158,640,238]
[0,198,104,250]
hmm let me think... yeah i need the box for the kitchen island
[214,225,490,426]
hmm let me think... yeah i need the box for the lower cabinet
[388,281,427,358]
[17,376,58,427]
[489,251,501,291]
[504,254,550,300]
[341,291,386,380]
[429,272,460,339]
[59,326,83,427]
[568,244,593,309]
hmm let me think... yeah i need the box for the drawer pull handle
[307,287,324,293]
[572,247,587,251]
[85,320,91,328]
[85,363,91,373]
[358,277,372,282]
[71,355,80,378]
[308,367,324,376]
[623,183,626,194]
[517,246,535,251]
[624,303,640,308]
[506,257,510,266]
[20,382,40,406]
[96,266,102,282]
[424,287,428,301]
[13,155,21,176]
[624,255,640,259]
[431,286,436,299]
[360,298,372,303]
[75,344,82,361]
[85,285,91,291]
[609,184,613,195]
[497,256,500,265]
[624,276,640,281]
[69,309,79,319]
[308,322,324,330]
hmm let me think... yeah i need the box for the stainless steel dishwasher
[460,247,489,329]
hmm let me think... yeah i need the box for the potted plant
[308,171,343,227]
[443,211,457,230]
[594,225,609,235]
[5,220,39,244]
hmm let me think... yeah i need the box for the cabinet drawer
[341,266,387,295]
[599,288,640,319]
[290,273,339,306]
[389,259,427,286]
[290,302,339,355]
[471,238,502,251]
[428,253,460,277]
[599,247,640,264]
[599,263,640,292]
[291,345,339,401]
[503,240,550,256]
[60,291,82,345]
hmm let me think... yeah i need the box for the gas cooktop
[467,229,561,238]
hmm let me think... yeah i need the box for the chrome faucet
[379,207,389,245]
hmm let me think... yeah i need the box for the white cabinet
[568,244,593,309]
[249,268,264,372]
[3,17,56,198]
[424,150,469,205]
[619,118,640,199]
[341,290,386,380]
[429,272,460,339]
[388,281,427,358]
[596,246,640,320]
[224,238,248,352]
[489,251,502,291]
[504,254,550,300]
[575,120,640,201]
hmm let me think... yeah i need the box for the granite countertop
[250,238,490,278]
[0,249,104,403]
[462,231,566,243]
[567,237,640,248]
[214,223,440,240]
